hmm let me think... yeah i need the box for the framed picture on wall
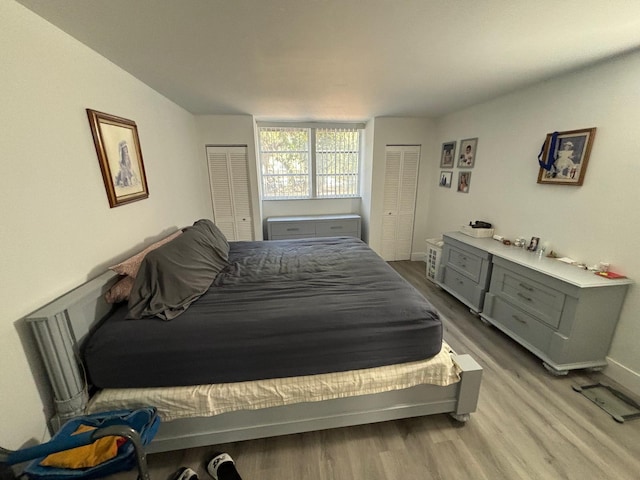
[457,171,471,193]
[537,127,596,186]
[440,141,456,168]
[439,171,453,188]
[87,109,149,208]
[457,137,478,168]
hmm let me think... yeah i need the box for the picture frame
[528,237,540,252]
[457,171,471,193]
[87,109,149,208]
[537,127,596,186]
[457,137,478,168]
[440,141,456,168]
[439,171,453,188]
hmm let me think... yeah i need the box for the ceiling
[16,0,640,121]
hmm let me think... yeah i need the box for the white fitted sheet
[87,342,460,422]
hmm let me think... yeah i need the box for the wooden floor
[110,261,640,480]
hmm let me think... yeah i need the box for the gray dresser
[437,232,632,374]
[266,214,361,241]
[436,233,492,313]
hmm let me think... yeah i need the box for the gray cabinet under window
[267,214,361,241]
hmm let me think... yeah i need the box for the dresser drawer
[492,266,565,328]
[315,219,358,237]
[443,267,480,305]
[446,246,483,282]
[269,222,316,237]
[270,234,314,241]
[487,296,553,353]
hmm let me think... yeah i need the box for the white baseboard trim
[603,357,640,398]
[411,251,426,262]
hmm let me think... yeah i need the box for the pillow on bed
[109,230,182,278]
[127,219,229,320]
[104,275,135,304]
[196,218,230,261]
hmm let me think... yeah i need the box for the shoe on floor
[170,467,199,480]
[206,453,242,480]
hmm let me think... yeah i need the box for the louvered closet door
[381,145,420,261]
[206,146,255,241]
[381,150,401,260]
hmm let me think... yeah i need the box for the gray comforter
[83,237,443,388]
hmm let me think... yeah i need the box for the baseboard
[411,251,426,262]
[603,357,640,398]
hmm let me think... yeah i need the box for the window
[258,123,362,199]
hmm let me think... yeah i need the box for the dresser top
[267,214,361,223]
[444,231,633,288]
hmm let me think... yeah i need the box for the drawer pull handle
[512,315,527,324]
[517,292,533,302]
[519,283,534,291]
[460,264,467,269]
[330,226,343,229]
[286,228,300,231]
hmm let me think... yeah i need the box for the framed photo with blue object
[439,171,453,188]
[87,109,149,207]
[537,128,596,186]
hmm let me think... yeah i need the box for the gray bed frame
[26,270,482,454]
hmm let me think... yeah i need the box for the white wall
[428,51,640,394]
[0,1,208,449]
[360,119,376,243]
[368,117,436,257]
[195,115,263,239]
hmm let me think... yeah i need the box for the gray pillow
[127,219,229,320]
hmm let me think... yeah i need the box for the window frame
[258,121,364,200]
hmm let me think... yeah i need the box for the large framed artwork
[87,109,149,207]
[537,128,596,186]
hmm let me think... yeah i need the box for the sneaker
[206,452,242,480]
[171,467,199,480]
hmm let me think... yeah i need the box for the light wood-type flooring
[109,261,640,480]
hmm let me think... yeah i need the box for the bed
[26,220,482,454]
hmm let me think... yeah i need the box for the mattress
[83,237,443,388]
[87,342,460,421]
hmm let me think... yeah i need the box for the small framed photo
[528,237,540,252]
[439,171,453,188]
[457,137,478,168]
[537,128,596,186]
[87,109,149,208]
[440,141,456,168]
[457,171,471,193]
